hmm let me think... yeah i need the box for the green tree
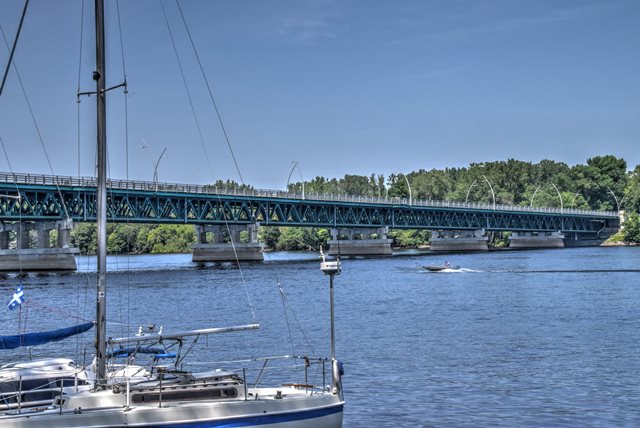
[258,227,281,249]
[571,155,628,210]
[388,229,430,247]
[71,223,97,254]
[623,212,640,243]
[146,225,195,253]
[107,224,147,254]
[623,165,640,214]
[276,227,328,251]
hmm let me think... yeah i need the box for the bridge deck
[0,172,619,233]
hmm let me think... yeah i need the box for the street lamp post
[530,185,542,207]
[550,182,564,230]
[402,174,412,206]
[141,141,167,192]
[464,176,494,209]
[465,179,478,204]
[286,161,305,200]
[570,192,581,209]
[481,175,496,210]
[607,187,625,212]
[550,182,563,213]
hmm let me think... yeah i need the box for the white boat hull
[0,387,343,427]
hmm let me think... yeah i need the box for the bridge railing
[0,172,618,218]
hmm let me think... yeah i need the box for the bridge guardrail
[0,172,618,218]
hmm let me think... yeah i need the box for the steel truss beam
[0,183,617,233]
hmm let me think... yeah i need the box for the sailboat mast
[94,0,107,388]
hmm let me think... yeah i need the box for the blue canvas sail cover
[0,322,94,350]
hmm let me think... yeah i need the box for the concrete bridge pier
[192,224,264,262]
[509,231,565,249]
[327,227,392,256]
[0,220,78,271]
[429,229,489,252]
[563,228,618,247]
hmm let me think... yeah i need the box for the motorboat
[423,262,460,271]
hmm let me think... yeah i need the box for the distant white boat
[423,262,461,271]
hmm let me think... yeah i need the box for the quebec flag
[7,286,25,310]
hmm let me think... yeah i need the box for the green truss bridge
[0,172,619,233]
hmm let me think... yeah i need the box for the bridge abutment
[327,227,393,256]
[0,220,78,271]
[429,229,489,252]
[192,224,264,262]
[508,231,565,249]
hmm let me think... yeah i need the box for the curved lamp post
[550,182,564,230]
[464,175,495,209]
[402,174,412,206]
[530,185,542,206]
[286,160,305,200]
[550,182,563,212]
[465,180,478,204]
[140,140,167,192]
[607,187,625,212]
[570,192,581,209]
[481,175,496,210]
[530,183,564,212]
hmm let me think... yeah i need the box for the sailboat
[0,0,344,426]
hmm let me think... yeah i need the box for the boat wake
[421,267,481,273]
[498,269,640,274]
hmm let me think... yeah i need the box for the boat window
[56,377,77,388]
[22,390,56,402]
[0,381,19,394]
[132,387,238,403]
[19,379,54,391]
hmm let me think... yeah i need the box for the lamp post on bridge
[140,140,167,192]
[465,179,478,204]
[571,192,581,209]
[482,175,496,210]
[530,185,542,207]
[550,182,564,231]
[402,174,412,206]
[286,161,305,200]
[607,187,625,213]
[464,175,495,209]
[530,183,564,212]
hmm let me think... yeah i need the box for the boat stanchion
[319,247,342,395]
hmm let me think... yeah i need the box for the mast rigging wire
[115,0,132,341]
[160,1,257,323]
[0,0,29,97]
[76,0,85,178]
[175,0,244,185]
[0,26,71,221]
[172,4,322,358]
[0,135,24,276]
[159,1,214,182]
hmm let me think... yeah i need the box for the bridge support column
[192,224,264,262]
[0,220,78,271]
[509,231,565,249]
[328,227,392,257]
[429,229,488,252]
[0,231,8,249]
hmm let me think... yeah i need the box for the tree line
[70,155,640,254]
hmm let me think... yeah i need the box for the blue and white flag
[7,286,25,310]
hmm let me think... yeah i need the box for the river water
[1,246,639,427]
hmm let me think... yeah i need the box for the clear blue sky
[1,0,638,189]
